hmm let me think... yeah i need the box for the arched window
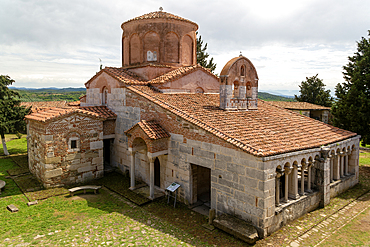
[240,65,245,77]
[233,81,239,98]
[182,35,193,65]
[102,87,108,105]
[164,32,179,63]
[144,31,160,62]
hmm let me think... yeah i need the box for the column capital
[284,166,293,175]
[301,163,307,170]
[276,168,284,178]
[293,163,301,169]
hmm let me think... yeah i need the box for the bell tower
[219,55,259,110]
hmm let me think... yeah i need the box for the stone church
[25,10,360,237]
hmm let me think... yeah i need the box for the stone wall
[330,174,357,198]
[27,113,104,188]
[82,77,361,238]
[270,192,321,234]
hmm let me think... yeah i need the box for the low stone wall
[269,192,321,235]
[330,174,357,198]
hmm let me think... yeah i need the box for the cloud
[0,0,369,92]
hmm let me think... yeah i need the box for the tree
[0,75,31,155]
[294,74,333,107]
[196,32,217,73]
[332,31,370,145]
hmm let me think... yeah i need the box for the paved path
[256,190,370,247]
[292,191,370,246]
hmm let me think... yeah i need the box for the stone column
[129,151,136,190]
[289,164,300,200]
[300,162,307,195]
[330,154,334,183]
[334,154,340,180]
[275,168,283,206]
[341,153,344,177]
[149,158,155,200]
[284,166,292,203]
[307,161,313,193]
[344,153,349,176]
[318,147,331,207]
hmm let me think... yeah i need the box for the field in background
[11,87,294,102]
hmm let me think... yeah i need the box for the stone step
[213,214,259,244]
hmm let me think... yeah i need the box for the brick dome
[121,11,198,67]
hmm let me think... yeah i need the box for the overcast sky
[1,0,369,96]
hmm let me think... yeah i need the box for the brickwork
[121,11,198,67]
[27,113,104,188]
[103,120,116,136]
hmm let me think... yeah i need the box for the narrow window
[71,140,77,149]
[102,87,108,105]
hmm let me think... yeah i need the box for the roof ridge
[25,106,112,123]
[127,86,262,156]
[122,11,198,28]
[149,64,218,84]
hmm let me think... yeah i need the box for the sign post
[166,182,181,208]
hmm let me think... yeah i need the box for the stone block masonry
[27,113,105,188]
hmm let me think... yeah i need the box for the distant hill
[11,87,293,102]
[12,87,86,102]
[258,92,295,101]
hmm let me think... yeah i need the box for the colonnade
[275,147,356,207]
[329,150,351,183]
[275,160,313,206]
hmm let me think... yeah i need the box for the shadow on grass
[72,182,248,246]
[0,158,25,198]
[95,172,151,206]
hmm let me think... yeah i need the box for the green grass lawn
[0,137,27,156]
[0,153,245,246]
[1,136,370,246]
[0,158,214,246]
[360,152,370,166]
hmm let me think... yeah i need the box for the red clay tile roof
[21,101,72,113]
[25,107,104,122]
[268,101,331,110]
[88,65,217,87]
[122,11,198,28]
[149,64,218,84]
[122,63,174,70]
[67,101,80,107]
[79,106,117,119]
[127,85,357,157]
[85,67,147,87]
[126,120,170,140]
[25,106,116,123]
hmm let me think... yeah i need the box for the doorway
[103,139,113,172]
[154,157,160,187]
[191,164,211,206]
[190,164,211,216]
